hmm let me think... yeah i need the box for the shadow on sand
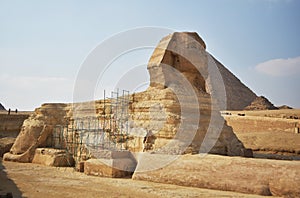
[0,158,22,198]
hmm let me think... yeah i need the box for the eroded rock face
[4,103,69,162]
[0,113,30,138]
[4,32,250,163]
[148,32,258,111]
[0,137,15,157]
[134,32,245,155]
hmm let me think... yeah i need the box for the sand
[0,159,266,198]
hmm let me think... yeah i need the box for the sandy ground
[0,110,33,115]
[0,159,267,198]
[225,109,300,118]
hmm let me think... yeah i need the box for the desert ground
[0,159,266,198]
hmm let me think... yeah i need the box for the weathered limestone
[224,115,300,134]
[0,113,30,138]
[133,154,300,197]
[128,87,245,155]
[3,103,70,162]
[4,32,250,163]
[32,148,74,167]
[128,32,246,155]
[84,150,136,178]
[223,114,300,158]
[148,32,257,111]
[0,112,31,157]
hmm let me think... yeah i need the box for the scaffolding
[51,89,131,163]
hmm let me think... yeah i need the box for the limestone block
[32,148,74,167]
[90,149,134,160]
[269,177,300,197]
[84,158,136,178]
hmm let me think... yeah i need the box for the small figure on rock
[8,108,11,115]
[15,108,18,114]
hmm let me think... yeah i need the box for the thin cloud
[255,56,300,76]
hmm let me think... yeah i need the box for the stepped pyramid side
[212,57,257,110]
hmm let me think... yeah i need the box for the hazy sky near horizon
[1,0,300,110]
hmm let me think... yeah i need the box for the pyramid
[212,57,257,110]
[244,96,278,110]
[0,103,5,111]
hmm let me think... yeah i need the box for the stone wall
[133,154,300,197]
[0,113,30,157]
[224,115,300,133]
[0,114,30,138]
[223,114,300,157]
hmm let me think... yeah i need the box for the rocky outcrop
[244,96,278,110]
[3,103,70,162]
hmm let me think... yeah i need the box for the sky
[0,0,300,110]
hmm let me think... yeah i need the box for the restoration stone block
[84,158,136,178]
[32,148,74,167]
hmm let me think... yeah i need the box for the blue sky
[0,0,300,110]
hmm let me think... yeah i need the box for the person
[15,109,18,113]
[8,108,11,115]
